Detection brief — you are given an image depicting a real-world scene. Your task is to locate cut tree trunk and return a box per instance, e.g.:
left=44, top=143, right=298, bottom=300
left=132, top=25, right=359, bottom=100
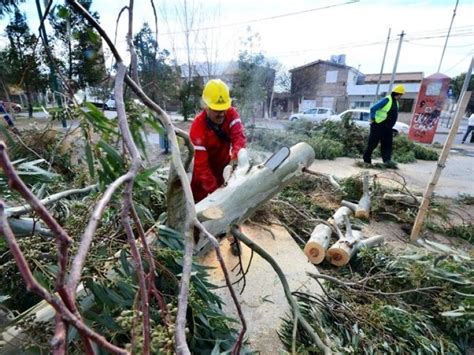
left=383, top=193, right=420, bottom=205
left=355, top=172, right=370, bottom=219
left=304, top=206, right=353, bottom=264
left=327, top=233, right=384, bottom=267
left=195, top=142, right=315, bottom=254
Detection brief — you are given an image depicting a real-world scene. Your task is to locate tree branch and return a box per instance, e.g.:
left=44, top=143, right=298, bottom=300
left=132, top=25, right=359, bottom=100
left=231, top=225, right=332, bottom=355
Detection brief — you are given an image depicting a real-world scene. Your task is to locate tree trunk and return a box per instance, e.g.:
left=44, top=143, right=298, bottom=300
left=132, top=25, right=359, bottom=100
left=195, top=143, right=315, bottom=254
left=304, top=206, right=353, bottom=264
left=26, top=86, right=33, bottom=118
left=355, top=172, right=370, bottom=218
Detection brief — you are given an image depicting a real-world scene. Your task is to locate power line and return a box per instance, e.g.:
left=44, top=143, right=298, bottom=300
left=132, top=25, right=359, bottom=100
left=158, top=0, right=359, bottom=36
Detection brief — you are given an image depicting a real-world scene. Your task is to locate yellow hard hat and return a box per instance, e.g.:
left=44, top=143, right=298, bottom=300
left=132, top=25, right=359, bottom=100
left=202, top=79, right=231, bottom=111
left=392, top=85, right=406, bottom=95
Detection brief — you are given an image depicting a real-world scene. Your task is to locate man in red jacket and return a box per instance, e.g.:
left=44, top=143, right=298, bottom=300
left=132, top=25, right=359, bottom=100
left=190, top=79, right=247, bottom=202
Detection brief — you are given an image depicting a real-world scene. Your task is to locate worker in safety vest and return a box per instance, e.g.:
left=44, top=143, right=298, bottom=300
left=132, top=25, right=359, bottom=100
left=190, top=79, right=246, bottom=202
left=362, top=85, right=405, bottom=169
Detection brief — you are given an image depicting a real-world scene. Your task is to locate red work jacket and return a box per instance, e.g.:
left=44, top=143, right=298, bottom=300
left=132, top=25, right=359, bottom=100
left=190, top=107, right=246, bottom=202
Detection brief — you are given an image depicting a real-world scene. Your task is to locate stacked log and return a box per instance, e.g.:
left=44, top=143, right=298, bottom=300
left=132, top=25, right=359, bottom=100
left=304, top=171, right=385, bottom=267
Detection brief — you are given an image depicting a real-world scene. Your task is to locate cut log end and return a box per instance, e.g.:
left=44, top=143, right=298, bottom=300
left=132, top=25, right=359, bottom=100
left=197, top=207, right=224, bottom=221
left=304, top=242, right=326, bottom=264
left=355, top=210, right=369, bottom=219
left=326, top=247, right=350, bottom=267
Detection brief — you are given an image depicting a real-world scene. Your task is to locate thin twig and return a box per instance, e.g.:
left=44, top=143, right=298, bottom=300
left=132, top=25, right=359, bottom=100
left=307, top=272, right=442, bottom=296
left=195, top=220, right=246, bottom=355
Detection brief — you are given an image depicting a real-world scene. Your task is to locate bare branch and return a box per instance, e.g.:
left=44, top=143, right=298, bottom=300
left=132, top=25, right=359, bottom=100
left=6, top=184, right=98, bottom=217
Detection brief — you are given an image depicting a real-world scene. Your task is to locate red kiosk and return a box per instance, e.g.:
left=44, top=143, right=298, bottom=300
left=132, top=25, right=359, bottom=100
left=408, top=73, right=451, bottom=144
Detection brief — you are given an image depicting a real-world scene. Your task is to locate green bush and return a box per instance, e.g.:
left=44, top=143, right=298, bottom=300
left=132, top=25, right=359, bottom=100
left=391, top=135, right=439, bottom=163
left=249, top=121, right=439, bottom=162
left=308, top=135, right=344, bottom=160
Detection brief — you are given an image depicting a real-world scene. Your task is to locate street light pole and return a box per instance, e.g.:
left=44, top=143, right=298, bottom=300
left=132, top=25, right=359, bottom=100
left=437, top=0, right=459, bottom=73
left=375, top=28, right=391, bottom=100
left=388, top=30, right=405, bottom=94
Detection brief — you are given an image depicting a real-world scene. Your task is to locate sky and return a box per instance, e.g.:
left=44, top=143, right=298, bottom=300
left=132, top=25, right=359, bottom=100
left=0, top=0, right=473, bottom=79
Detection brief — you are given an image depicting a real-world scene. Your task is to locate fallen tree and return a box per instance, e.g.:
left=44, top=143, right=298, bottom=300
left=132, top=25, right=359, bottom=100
left=195, top=143, right=315, bottom=254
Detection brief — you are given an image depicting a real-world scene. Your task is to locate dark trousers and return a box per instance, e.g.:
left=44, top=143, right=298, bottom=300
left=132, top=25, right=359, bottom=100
left=462, top=125, right=474, bottom=143
left=363, top=123, right=393, bottom=163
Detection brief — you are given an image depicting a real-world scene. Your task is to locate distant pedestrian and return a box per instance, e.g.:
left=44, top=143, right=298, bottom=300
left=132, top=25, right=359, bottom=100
left=0, top=101, right=20, bottom=135
left=363, top=85, right=406, bottom=169
left=461, top=113, right=474, bottom=144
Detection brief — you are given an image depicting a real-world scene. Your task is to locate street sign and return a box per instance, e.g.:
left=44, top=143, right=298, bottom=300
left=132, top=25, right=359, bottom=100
left=408, top=73, right=450, bottom=143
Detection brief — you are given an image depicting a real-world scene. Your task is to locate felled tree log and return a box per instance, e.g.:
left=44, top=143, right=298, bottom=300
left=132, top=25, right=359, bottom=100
left=326, top=214, right=384, bottom=267
left=195, top=143, right=315, bottom=254
left=355, top=172, right=370, bottom=219
left=383, top=193, right=421, bottom=205
left=304, top=206, right=353, bottom=264
left=7, top=217, right=53, bottom=238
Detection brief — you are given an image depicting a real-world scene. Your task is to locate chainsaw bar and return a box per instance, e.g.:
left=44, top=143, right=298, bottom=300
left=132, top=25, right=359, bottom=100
left=264, top=146, right=290, bottom=171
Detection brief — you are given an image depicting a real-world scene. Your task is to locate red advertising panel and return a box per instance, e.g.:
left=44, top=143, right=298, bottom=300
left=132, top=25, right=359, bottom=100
left=408, top=73, right=450, bottom=143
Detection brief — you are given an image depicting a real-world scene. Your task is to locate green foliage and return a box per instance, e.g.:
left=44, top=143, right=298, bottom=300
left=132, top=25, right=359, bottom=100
left=232, top=29, right=276, bottom=120
left=133, top=23, right=178, bottom=109
left=178, top=77, right=202, bottom=121
left=307, top=135, right=344, bottom=160
left=250, top=120, right=438, bottom=162
left=392, top=135, right=439, bottom=163
left=246, top=127, right=302, bottom=153
left=3, top=10, right=47, bottom=116
left=49, top=1, right=106, bottom=88
left=69, top=226, right=242, bottom=354
left=457, top=193, right=474, bottom=205
left=280, top=248, right=473, bottom=354
left=0, top=0, right=25, bottom=18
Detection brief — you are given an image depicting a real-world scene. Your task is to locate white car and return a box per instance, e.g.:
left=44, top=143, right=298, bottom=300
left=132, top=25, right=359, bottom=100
left=289, top=107, right=335, bottom=122
left=329, top=109, right=409, bottom=135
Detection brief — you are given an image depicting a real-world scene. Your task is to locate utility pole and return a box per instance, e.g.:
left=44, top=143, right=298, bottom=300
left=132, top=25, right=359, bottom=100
left=35, top=0, right=67, bottom=128
left=387, top=30, right=405, bottom=94
left=410, top=56, right=473, bottom=242
left=437, top=0, right=459, bottom=73
left=375, top=28, right=391, bottom=100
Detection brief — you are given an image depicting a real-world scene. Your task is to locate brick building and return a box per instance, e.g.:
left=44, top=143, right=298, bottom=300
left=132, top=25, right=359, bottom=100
left=289, top=59, right=362, bottom=113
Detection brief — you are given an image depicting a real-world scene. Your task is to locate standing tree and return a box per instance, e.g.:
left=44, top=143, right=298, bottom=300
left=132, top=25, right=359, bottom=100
left=0, top=0, right=24, bottom=17
left=133, top=22, right=178, bottom=110
left=451, top=72, right=474, bottom=113
left=4, top=10, right=46, bottom=118
left=49, top=1, right=106, bottom=95
left=232, top=30, right=276, bottom=123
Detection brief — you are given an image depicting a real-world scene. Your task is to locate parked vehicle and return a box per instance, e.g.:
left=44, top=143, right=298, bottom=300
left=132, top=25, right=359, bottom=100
left=288, top=107, right=335, bottom=122
left=0, top=101, right=22, bottom=113
left=328, top=109, right=409, bottom=135
left=104, top=95, right=116, bottom=110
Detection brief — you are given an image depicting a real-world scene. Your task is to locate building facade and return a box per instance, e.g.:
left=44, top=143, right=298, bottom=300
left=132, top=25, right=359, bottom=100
left=289, top=59, right=362, bottom=113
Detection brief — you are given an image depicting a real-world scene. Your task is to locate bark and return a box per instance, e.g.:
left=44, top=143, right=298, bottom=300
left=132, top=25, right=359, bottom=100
left=194, top=142, right=315, bottom=254
left=383, top=192, right=420, bottom=205
left=355, top=172, right=370, bottom=219
left=304, top=206, right=353, bottom=264
left=326, top=215, right=385, bottom=267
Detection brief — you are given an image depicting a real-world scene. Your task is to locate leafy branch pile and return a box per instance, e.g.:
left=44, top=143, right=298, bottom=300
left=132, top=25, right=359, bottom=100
left=0, top=103, right=241, bottom=353
left=248, top=119, right=439, bottom=162
left=279, top=248, right=473, bottom=354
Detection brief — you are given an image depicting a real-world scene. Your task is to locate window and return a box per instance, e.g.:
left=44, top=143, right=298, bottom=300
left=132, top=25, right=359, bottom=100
left=317, top=108, right=328, bottom=114
left=361, top=112, right=370, bottom=121
left=326, top=71, right=338, bottom=83
left=399, top=98, right=414, bottom=113
left=354, top=101, right=370, bottom=108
